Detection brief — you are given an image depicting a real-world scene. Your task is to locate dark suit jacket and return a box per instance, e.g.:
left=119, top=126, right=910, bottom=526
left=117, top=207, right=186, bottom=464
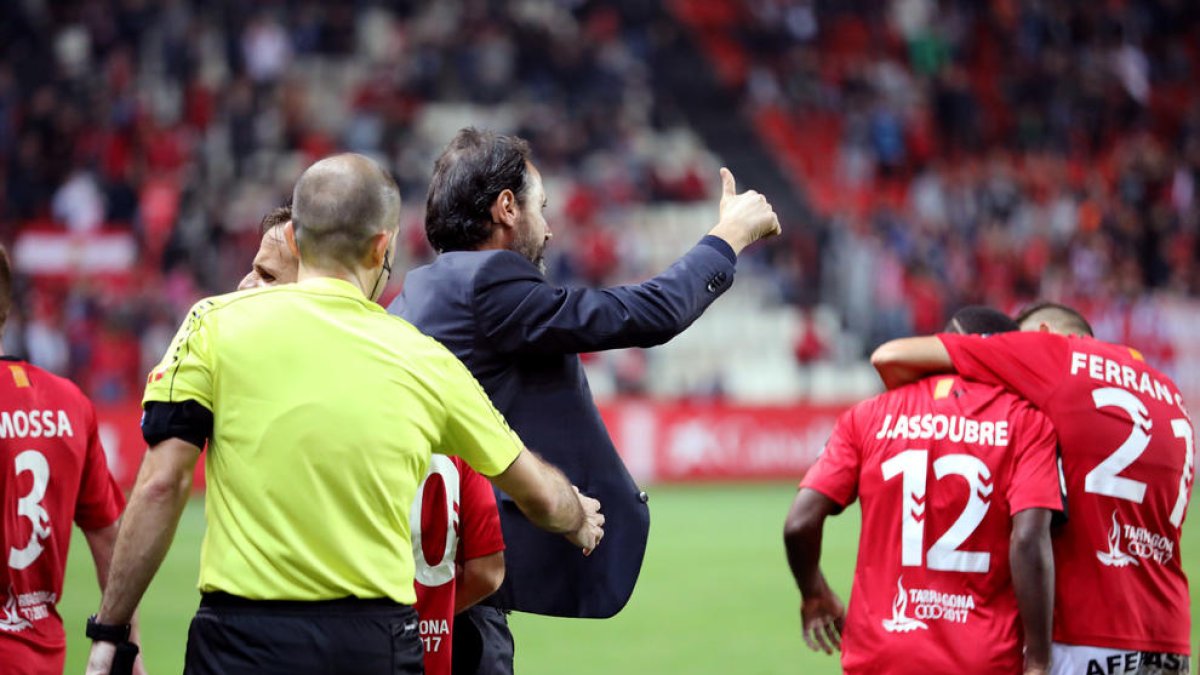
left=390, top=237, right=736, bottom=618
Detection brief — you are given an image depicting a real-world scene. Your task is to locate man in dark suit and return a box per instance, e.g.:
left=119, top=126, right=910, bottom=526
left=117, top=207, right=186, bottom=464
left=390, top=128, right=780, bottom=674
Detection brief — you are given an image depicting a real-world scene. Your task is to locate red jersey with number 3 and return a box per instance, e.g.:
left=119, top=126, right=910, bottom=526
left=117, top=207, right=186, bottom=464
left=0, top=358, right=125, bottom=675
left=940, top=332, right=1194, bottom=653
left=412, top=455, right=504, bottom=675
left=802, top=375, right=1063, bottom=674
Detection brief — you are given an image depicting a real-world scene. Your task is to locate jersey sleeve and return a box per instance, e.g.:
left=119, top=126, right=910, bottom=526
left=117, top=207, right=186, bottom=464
left=74, top=401, right=126, bottom=530
left=938, top=332, right=1069, bottom=408
left=1005, top=404, right=1065, bottom=515
left=143, top=299, right=216, bottom=410
left=800, top=406, right=863, bottom=508
left=456, top=461, right=505, bottom=561
left=435, top=355, right=523, bottom=477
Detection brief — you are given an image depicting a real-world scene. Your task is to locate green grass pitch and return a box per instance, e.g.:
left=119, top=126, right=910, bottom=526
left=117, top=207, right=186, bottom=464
left=59, top=483, right=1199, bottom=674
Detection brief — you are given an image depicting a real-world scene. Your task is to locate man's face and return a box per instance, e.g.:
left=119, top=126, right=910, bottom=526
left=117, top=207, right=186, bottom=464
left=238, top=224, right=299, bottom=290
left=511, top=164, right=551, bottom=274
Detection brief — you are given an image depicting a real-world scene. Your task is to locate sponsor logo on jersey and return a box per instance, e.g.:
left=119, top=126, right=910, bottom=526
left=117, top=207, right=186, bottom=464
left=1085, top=651, right=1187, bottom=675
left=882, top=576, right=976, bottom=632
left=1097, top=510, right=1175, bottom=566
left=882, top=576, right=928, bottom=633
left=0, top=586, right=32, bottom=633
left=1097, top=510, right=1139, bottom=567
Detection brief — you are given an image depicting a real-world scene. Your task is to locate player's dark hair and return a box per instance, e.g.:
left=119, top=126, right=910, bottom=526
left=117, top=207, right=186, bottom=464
left=425, top=127, right=532, bottom=253
left=1013, top=301, right=1094, bottom=337
left=0, top=244, right=10, bottom=330
left=945, top=306, right=1019, bottom=335
left=260, top=203, right=292, bottom=235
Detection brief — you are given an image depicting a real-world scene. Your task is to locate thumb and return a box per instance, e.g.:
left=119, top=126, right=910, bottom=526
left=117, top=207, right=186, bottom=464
left=720, top=167, right=736, bottom=197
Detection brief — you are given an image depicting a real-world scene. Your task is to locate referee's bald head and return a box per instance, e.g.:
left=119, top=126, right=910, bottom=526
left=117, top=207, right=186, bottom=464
left=292, top=154, right=401, bottom=270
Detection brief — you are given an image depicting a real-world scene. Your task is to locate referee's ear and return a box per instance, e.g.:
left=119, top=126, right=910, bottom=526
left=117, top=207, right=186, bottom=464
left=283, top=221, right=300, bottom=259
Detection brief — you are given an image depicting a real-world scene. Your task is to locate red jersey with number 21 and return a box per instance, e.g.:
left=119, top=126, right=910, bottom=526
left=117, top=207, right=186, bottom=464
left=940, top=332, right=1194, bottom=654
left=412, top=455, right=504, bottom=675
left=0, top=359, right=125, bottom=675
left=802, top=375, right=1063, bottom=674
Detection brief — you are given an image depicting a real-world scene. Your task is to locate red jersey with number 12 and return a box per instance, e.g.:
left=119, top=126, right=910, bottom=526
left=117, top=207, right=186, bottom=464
left=412, top=455, right=504, bottom=675
left=802, top=375, right=1063, bottom=674
left=940, top=332, right=1194, bottom=653
left=0, top=358, right=125, bottom=675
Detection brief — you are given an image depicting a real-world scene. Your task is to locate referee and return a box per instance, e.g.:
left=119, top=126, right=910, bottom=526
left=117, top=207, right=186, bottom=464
left=83, top=154, right=603, bottom=674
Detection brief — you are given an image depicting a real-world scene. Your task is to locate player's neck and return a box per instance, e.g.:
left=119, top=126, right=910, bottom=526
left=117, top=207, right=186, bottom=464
left=296, top=263, right=374, bottom=298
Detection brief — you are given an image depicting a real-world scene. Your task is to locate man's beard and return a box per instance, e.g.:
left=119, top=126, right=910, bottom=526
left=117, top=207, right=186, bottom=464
left=513, top=227, right=547, bottom=275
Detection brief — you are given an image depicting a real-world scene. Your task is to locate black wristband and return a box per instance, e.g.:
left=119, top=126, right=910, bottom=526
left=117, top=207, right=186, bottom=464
left=86, top=614, right=132, bottom=643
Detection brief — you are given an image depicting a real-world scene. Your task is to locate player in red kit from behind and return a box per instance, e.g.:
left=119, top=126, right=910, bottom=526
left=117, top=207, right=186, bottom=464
left=785, top=307, right=1063, bottom=674
left=413, top=455, right=506, bottom=675
left=873, top=302, right=1193, bottom=674
left=0, top=246, right=133, bottom=675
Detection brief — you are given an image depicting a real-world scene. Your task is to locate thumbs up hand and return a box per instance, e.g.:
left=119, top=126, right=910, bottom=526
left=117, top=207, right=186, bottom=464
left=709, top=167, right=782, bottom=255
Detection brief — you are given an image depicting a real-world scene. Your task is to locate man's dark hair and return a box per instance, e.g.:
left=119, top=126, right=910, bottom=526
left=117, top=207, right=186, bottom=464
left=0, top=245, right=10, bottom=330
left=260, top=203, right=292, bottom=235
left=1013, top=301, right=1094, bottom=337
left=425, top=128, right=532, bottom=253
left=945, top=306, right=1019, bottom=335
left=292, top=154, right=401, bottom=269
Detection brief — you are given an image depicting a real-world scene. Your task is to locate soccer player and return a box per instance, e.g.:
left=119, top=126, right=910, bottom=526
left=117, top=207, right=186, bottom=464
left=84, top=154, right=603, bottom=674
left=237, top=204, right=296, bottom=290
left=871, top=302, right=1193, bottom=674
left=0, top=245, right=138, bottom=675
left=394, top=128, right=781, bottom=672
left=236, top=202, right=507, bottom=675
left=785, top=307, right=1063, bottom=674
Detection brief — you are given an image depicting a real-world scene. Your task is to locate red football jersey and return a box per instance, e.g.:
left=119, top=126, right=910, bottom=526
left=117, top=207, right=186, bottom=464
left=940, top=332, right=1194, bottom=653
left=802, top=375, right=1063, bottom=674
left=412, top=455, right=504, bottom=675
left=0, top=358, right=125, bottom=675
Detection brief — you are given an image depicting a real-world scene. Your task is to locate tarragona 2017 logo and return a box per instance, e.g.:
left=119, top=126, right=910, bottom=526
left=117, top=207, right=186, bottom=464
left=0, top=586, right=32, bottom=633
left=1096, top=510, right=1175, bottom=567
left=880, top=577, right=979, bottom=633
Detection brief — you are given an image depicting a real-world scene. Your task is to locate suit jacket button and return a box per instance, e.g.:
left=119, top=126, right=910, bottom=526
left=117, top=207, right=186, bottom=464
left=706, top=280, right=719, bottom=293
left=638, top=490, right=649, bottom=503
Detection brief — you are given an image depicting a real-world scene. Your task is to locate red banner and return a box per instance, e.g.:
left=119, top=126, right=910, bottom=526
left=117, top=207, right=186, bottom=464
left=95, top=400, right=847, bottom=492
left=598, top=400, right=846, bottom=483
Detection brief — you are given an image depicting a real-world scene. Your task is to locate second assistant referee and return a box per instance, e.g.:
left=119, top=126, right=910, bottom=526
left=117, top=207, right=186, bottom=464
left=83, top=154, right=604, bottom=674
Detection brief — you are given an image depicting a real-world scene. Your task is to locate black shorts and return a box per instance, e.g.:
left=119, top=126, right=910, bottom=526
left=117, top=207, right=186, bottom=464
left=183, top=592, right=423, bottom=675
left=452, top=605, right=513, bottom=675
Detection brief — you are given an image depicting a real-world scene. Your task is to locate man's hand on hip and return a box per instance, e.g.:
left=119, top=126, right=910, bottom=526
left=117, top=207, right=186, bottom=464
left=708, top=167, right=782, bottom=255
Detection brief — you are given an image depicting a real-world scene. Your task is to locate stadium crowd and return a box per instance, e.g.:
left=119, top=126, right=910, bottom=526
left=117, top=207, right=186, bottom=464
left=1, top=0, right=1199, bottom=402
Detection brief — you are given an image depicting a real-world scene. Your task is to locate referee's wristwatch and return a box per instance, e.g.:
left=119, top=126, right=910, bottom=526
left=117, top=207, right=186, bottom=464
left=86, top=614, right=132, bottom=643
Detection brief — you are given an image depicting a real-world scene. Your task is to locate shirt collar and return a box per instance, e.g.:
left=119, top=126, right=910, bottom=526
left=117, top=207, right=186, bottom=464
left=296, top=276, right=383, bottom=311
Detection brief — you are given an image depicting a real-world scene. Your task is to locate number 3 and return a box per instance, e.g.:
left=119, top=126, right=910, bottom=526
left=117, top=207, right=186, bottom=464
left=9, top=450, right=52, bottom=570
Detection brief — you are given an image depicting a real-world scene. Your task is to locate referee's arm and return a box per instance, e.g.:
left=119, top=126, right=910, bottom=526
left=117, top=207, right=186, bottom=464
left=95, top=435, right=201, bottom=625
left=490, top=448, right=604, bottom=553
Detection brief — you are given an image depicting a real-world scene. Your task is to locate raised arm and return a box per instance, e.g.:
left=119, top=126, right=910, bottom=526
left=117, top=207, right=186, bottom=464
left=783, top=488, right=846, bottom=655
left=474, top=169, right=781, bottom=355
left=870, top=336, right=954, bottom=390
left=1009, top=508, right=1054, bottom=675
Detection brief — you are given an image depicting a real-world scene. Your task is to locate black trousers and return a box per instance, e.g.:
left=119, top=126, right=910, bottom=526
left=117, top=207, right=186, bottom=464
left=183, top=592, right=423, bottom=675
left=452, top=606, right=513, bottom=675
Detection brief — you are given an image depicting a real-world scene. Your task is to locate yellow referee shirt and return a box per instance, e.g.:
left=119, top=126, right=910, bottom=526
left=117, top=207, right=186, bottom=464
left=143, top=277, right=523, bottom=604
